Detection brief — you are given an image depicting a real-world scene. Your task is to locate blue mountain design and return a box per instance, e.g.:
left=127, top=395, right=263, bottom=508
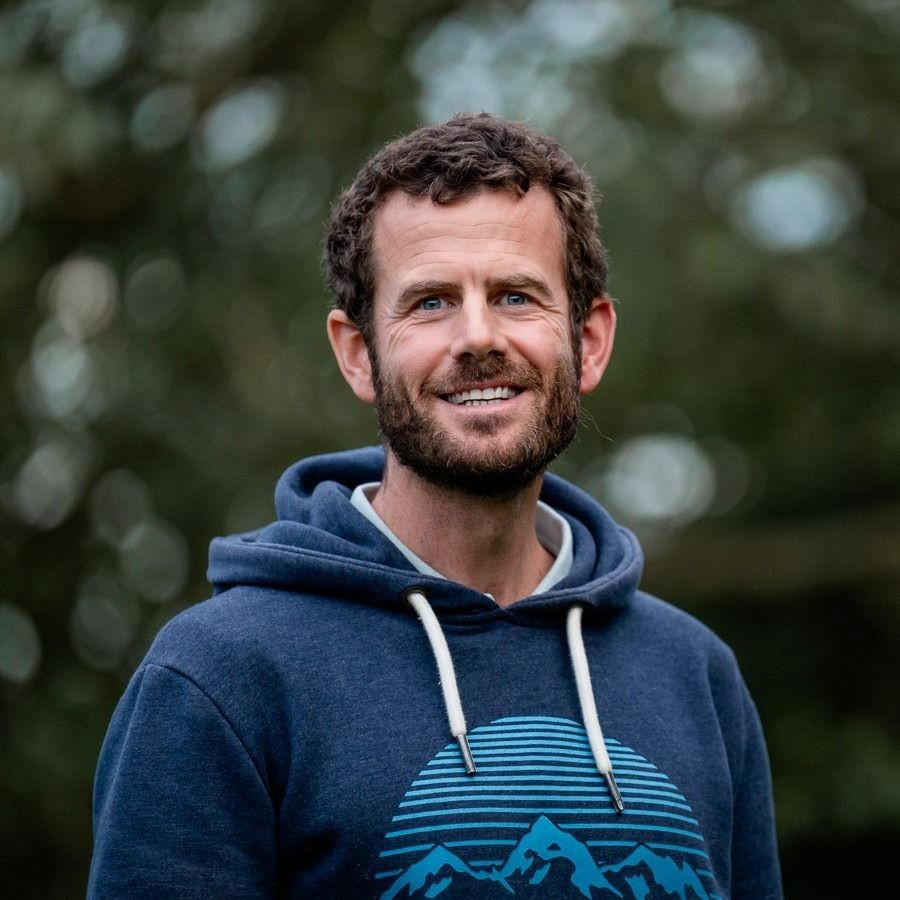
left=498, top=815, right=621, bottom=896
left=601, top=845, right=709, bottom=900
left=381, top=845, right=494, bottom=899
left=381, top=816, right=711, bottom=899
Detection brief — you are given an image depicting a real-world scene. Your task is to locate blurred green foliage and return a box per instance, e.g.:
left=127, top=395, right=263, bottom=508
left=1, top=0, right=898, bottom=896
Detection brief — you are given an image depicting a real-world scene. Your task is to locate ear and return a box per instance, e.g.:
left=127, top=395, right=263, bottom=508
left=578, top=296, right=616, bottom=395
left=327, top=310, right=376, bottom=404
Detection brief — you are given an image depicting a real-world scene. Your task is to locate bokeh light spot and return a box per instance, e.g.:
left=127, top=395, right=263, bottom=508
left=601, top=433, right=717, bottom=526
left=11, top=437, right=93, bottom=530
left=118, top=519, right=190, bottom=603
left=528, top=0, right=634, bottom=56
left=0, top=603, right=42, bottom=685
left=412, top=0, right=653, bottom=128
left=124, top=254, right=187, bottom=332
left=660, top=13, right=769, bottom=122
left=130, top=83, right=196, bottom=153
left=88, top=469, right=153, bottom=546
left=61, top=12, right=131, bottom=88
left=30, top=332, right=101, bottom=422
left=195, top=82, right=285, bottom=170
left=155, top=0, right=265, bottom=71
left=733, top=159, right=863, bottom=252
left=69, top=571, right=140, bottom=671
left=45, top=255, right=119, bottom=340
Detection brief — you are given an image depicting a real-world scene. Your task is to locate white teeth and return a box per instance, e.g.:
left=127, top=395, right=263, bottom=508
left=447, top=386, right=517, bottom=405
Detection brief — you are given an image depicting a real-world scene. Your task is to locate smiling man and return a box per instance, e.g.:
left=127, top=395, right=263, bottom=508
left=327, top=186, right=613, bottom=605
left=89, top=114, right=783, bottom=899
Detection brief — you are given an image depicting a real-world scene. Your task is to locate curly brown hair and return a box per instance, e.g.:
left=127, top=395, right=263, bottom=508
left=323, top=113, right=608, bottom=344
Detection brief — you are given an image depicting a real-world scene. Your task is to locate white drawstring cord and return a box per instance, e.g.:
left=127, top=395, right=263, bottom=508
left=406, top=589, right=476, bottom=775
left=566, top=604, right=625, bottom=813
left=406, top=589, right=624, bottom=805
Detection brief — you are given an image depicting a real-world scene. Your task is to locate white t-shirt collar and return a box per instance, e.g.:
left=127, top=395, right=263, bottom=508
left=349, top=482, right=573, bottom=596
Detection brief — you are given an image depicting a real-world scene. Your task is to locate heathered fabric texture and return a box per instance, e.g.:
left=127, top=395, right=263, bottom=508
left=89, top=447, right=782, bottom=899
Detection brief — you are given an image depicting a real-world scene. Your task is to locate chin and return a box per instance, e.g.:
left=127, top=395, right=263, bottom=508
left=387, top=429, right=566, bottom=499
left=400, top=454, right=546, bottom=499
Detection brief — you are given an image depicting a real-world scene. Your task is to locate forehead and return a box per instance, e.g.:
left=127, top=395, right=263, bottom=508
left=371, top=187, right=566, bottom=293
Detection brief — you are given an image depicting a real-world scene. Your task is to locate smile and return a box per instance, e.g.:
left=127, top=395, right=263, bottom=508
left=444, top=386, right=522, bottom=406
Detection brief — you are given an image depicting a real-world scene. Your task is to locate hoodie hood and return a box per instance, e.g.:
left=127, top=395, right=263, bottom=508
left=94, top=446, right=782, bottom=899
left=208, top=447, right=643, bottom=621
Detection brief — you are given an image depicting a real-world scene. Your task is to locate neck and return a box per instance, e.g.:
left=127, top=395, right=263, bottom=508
left=371, top=450, right=554, bottom=607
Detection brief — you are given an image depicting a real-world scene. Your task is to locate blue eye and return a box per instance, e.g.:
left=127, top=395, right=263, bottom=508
left=420, top=296, right=445, bottom=311
left=503, top=292, right=529, bottom=306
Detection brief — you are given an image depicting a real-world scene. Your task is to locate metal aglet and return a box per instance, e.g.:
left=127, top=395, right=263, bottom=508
left=457, top=734, right=477, bottom=775
left=604, top=771, right=625, bottom=813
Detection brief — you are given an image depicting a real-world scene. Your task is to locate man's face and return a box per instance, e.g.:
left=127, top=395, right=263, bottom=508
left=366, top=187, right=583, bottom=497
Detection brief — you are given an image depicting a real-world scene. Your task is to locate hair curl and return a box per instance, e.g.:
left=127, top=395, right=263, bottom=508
left=324, top=113, right=607, bottom=343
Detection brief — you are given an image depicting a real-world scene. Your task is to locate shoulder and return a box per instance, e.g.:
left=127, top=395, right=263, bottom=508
left=629, top=590, right=732, bottom=650
left=618, top=590, right=748, bottom=694
left=124, top=587, right=319, bottom=756
left=139, top=587, right=308, bottom=690
left=609, top=592, right=764, bottom=772
left=139, top=584, right=381, bottom=689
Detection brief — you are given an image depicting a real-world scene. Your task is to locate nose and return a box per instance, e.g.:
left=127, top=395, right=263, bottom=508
left=449, top=297, right=508, bottom=360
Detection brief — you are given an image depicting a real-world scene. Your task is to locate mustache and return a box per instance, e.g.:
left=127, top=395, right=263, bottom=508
left=422, top=357, right=544, bottom=396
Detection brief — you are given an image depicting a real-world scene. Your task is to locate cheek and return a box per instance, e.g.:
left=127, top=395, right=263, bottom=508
left=519, top=322, right=573, bottom=365
left=381, top=323, right=447, bottom=371
left=378, top=318, right=418, bottom=358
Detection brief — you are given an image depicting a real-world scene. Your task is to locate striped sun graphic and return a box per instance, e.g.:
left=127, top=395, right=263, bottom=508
left=374, top=716, right=719, bottom=899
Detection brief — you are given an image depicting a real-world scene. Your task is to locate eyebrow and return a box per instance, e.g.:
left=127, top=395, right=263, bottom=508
left=395, top=280, right=457, bottom=308
left=485, top=274, right=553, bottom=299
left=394, top=274, right=554, bottom=308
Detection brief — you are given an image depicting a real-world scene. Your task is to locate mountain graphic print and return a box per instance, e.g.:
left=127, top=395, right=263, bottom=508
left=374, top=717, right=720, bottom=899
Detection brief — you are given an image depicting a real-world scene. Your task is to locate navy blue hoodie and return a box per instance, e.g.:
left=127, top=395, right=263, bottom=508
left=89, top=447, right=782, bottom=899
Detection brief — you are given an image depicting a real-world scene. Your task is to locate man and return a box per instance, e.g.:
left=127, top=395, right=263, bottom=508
left=89, top=114, right=782, bottom=898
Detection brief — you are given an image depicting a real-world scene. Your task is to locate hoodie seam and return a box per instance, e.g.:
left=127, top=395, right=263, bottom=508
left=143, top=662, right=270, bottom=796
left=229, top=538, right=638, bottom=584
left=220, top=542, right=636, bottom=610
left=224, top=541, right=447, bottom=584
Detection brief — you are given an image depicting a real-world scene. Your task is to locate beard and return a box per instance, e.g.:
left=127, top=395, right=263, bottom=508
left=371, top=349, right=582, bottom=499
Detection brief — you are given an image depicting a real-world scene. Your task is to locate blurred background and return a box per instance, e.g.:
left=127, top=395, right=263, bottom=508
left=1, top=0, right=898, bottom=895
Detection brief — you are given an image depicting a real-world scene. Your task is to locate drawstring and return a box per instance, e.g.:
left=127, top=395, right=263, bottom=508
left=406, top=589, right=476, bottom=775
left=406, top=588, right=625, bottom=812
left=566, top=604, right=625, bottom=813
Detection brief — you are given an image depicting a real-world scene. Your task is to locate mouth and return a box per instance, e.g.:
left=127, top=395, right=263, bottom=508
left=442, top=385, right=523, bottom=407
